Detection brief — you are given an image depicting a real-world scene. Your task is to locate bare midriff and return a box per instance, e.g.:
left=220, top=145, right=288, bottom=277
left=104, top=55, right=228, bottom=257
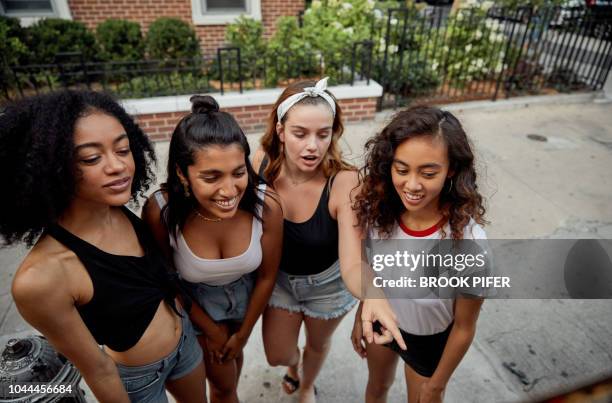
left=105, top=301, right=182, bottom=366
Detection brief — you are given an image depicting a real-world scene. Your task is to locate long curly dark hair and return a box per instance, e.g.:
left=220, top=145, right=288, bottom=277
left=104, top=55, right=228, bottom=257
left=0, top=90, right=156, bottom=246
left=355, top=105, right=486, bottom=240
left=163, top=95, right=265, bottom=239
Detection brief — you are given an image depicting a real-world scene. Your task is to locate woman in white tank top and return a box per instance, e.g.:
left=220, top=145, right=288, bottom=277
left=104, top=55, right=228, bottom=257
left=143, top=95, right=283, bottom=403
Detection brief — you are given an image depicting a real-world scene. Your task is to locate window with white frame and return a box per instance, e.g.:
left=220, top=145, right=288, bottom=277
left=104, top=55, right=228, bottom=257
left=191, top=0, right=261, bottom=25
left=0, top=0, right=71, bottom=24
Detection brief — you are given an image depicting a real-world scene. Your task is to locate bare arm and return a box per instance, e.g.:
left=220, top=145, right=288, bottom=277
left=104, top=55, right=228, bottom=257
left=350, top=301, right=367, bottom=358
left=222, top=191, right=283, bottom=360
left=12, top=264, right=130, bottom=403
left=421, top=297, right=484, bottom=403
left=333, top=170, right=406, bottom=349
left=334, top=169, right=363, bottom=298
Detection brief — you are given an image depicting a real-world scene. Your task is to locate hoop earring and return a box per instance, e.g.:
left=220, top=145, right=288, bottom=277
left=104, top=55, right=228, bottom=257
left=447, top=178, right=453, bottom=194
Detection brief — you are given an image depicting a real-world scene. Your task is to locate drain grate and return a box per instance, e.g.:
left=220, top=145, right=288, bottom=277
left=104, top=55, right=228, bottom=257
left=526, top=133, right=548, bottom=142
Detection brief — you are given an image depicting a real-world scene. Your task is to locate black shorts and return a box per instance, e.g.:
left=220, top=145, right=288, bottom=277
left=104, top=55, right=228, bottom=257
left=373, top=321, right=453, bottom=377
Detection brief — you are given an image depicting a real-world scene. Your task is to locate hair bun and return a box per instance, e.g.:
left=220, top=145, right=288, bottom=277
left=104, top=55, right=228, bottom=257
left=190, top=95, right=219, bottom=114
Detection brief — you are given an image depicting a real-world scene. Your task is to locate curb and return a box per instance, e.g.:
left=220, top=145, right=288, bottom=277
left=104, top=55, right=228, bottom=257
left=375, top=91, right=603, bottom=121
left=440, top=91, right=601, bottom=112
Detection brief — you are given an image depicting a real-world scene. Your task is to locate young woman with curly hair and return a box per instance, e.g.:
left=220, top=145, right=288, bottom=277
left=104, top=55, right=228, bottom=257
left=142, top=95, right=283, bottom=403
left=351, top=106, right=487, bottom=403
left=0, top=90, right=206, bottom=403
left=252, top=77, right=364, bottom=403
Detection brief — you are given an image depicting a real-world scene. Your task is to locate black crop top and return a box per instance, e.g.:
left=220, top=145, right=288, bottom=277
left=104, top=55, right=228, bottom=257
left=279, top=176, right=339, bottom=275
left=259, top=157, right=339, bottom=276
left=46, top=207, right=180, bottom=352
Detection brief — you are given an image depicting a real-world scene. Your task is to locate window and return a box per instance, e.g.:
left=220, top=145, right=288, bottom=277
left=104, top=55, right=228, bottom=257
left=0, top=0, right=71, bottom=24
left=204, top=0, right=246, bottom=13
left=1, top=0, right=53, bottom=15
left=191, top=0, right=261, bottom=25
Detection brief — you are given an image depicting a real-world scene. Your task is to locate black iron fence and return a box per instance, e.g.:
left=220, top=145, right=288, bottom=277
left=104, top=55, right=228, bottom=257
left=0, top=43, right=373, bottom=103
left=1, top=4, right=610, bottom=108
left=375, top=4, right=612, bottom=108
left=3, top=56, right=215, bottom=100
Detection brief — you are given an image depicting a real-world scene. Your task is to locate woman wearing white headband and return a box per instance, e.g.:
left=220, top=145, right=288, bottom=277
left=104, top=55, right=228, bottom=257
left=253, top=78, right=359, bottom=403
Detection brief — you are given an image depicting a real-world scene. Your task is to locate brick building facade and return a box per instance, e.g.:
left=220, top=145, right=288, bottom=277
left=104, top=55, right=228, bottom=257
left=67, top=0, right=304, bottom=54
left=123, top=83, right=383, bottom=141
left=2, top=0, right=382, bottom=140
left=136, top=97, right=379, bottom=141
left=2, top=0, right=303, bottom=55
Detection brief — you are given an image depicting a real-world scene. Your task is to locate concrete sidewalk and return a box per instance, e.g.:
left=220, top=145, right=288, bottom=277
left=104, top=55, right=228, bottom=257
left=1, top=94, right=611, bottom=402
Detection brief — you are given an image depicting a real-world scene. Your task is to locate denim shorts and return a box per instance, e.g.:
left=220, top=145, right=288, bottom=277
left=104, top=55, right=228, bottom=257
left=268, top=260, right=357, bottom=320
left=184, top=273, right=255, bottom=327
left=115, top=313, right=203, bottom=403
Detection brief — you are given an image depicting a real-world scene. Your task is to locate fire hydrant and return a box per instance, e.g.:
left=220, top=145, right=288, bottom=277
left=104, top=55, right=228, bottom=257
left=0, top=335, right=87, bottom=402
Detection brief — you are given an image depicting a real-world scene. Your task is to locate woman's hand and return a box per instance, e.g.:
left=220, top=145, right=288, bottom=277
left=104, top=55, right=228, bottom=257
left=205, top=324, right=230, bottom=364
left=361, top=298, right=407, bottom=350
left=221, top=332, right=247, bottom=362
left=220, top=189, right=282, bottom=363
left=418, top=381, right=444, bottom=403
left=351, top=312, right=368, bottom=358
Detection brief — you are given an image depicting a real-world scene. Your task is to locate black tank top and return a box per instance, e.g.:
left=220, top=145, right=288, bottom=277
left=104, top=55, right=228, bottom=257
left=259, top=157, right=339, bottom=275
left=46, top=207, right=180, bottom=352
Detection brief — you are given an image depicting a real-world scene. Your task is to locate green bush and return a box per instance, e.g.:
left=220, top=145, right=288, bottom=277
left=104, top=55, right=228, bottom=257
left=301, top=0, right=376, bottom=83
left=423, top=8, right=520, bottom=86
left=265, top=16, right=319, bottom=86
left=115, top=72, right=212, bottom=98
left=220, top=0, right=433, bottom=87
left=267, top=16, right=302, bottom=54
left=96, top=19, right=144, bottom=62
left=0, top=16, right=30, bottom=66
left=384, top=54, right=440, bottom=97
left=146, top=17, right=200, bottom=61
left=262, top=0, right=382, bottom=86
left=224, top=16, right=267, bottom=83
left=226, top=15, right=266, bottom=63
left=27, top=18, right=98, bottom=63
left=0, top=16, right=30, bottom=95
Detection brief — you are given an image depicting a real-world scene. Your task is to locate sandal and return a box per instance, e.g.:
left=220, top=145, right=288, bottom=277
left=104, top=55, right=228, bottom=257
left=282, top=373, right=300, bottom=394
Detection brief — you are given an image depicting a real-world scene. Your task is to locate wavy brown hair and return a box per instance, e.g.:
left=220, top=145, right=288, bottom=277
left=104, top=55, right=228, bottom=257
left=260, top=80, right=354, bottom=182
left=355, top=105, right=486, bottom=240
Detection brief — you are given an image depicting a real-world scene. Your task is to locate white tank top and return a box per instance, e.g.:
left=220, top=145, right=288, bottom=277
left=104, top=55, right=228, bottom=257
left=369, top=218, right=487, bottom=335
left=155, top=185, right=265, bottom=286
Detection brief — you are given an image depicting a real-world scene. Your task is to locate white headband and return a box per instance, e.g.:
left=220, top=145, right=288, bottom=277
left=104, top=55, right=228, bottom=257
left=276, top=77, right=336, bottom=122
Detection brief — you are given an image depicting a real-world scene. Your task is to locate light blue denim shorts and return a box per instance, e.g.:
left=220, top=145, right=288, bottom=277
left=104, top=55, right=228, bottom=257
left=184, top=272, right=255, bottom=327
left=115, top=313, right=203, bottom=403
left=268, top=260, right=357, bottom=320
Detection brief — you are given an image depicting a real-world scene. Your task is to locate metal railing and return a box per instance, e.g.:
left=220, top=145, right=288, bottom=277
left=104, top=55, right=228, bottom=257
left=374, top=4, right=612, bottom=108
left=2, top=4, right=609, bottom=109
left=1, top=43, right=374, bottom=103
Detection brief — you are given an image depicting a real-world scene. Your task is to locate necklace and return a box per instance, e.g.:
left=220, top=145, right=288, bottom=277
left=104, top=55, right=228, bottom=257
left=194, top=208, right=222, bottom=222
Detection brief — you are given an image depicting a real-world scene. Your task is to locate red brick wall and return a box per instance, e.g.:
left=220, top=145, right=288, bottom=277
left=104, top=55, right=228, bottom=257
left=68, top=0, right=304, bottom=54
left=136, top=97, right=379, bottom=142
left=261, top=0, right=304, bottom=38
